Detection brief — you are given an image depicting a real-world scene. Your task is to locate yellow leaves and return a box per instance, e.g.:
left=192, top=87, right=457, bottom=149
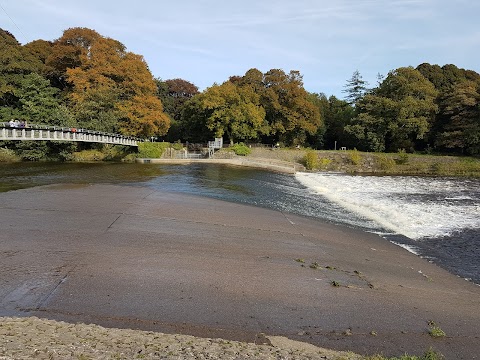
left=117, top=95, right=170, bottom=137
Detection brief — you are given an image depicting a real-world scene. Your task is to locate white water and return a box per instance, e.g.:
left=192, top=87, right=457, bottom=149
left=295, top=173, right=480, bottom=240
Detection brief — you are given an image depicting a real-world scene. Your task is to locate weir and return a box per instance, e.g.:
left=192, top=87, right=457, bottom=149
left=0, top=123, right=140, bottom=147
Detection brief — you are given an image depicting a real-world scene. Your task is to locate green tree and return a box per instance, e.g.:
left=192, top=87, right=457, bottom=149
left=157, top=78, right=199, bottom=141
left=435, top=81, right=480, bottom=154
left=346, top=67, right=438, bottom=152
left=0, top=29, right=43, bottom=112
left=260, top=69, right=321, bottom=146
left=323, top=95, right=355, bottom=149
left=14, top=73, right=73, bottom=125
left=199, top=81, right=267, bottom=144
left=179, top=95, right=215, bottom=142
left=343, top=70, right=369, bottom=105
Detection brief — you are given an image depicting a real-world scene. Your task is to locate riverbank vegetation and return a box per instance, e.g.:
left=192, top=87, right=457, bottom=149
left=250, top=148, right=480, bottom=177
left=1, top=26, right=479, bottom=167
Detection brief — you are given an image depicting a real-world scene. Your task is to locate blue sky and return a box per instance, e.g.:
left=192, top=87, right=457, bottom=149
left=1, top=0, right=479, bottom=97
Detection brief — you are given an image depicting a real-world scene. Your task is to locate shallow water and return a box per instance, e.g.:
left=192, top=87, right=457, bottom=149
left=1, top=162, right=479, bottom=283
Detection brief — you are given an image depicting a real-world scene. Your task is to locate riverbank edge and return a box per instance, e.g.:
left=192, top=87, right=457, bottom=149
left=135, top=157, right=301, bottom=174
left=0, top=316, right=363, bottom=360
left=135, top=147, right=480, bottom=177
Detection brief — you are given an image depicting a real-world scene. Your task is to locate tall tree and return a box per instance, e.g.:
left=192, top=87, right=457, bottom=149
left=157, top=78, right=199, bottom=141
left=260, top=69, right=321, bottom=145
left=15, top=73, right=74, bottom=126
left=346, top=67, right=438, bottom=152
left=0, top=29, right=44, bottom=119
left=435, top=81, right=480, bottom=154
left=64, top=29, right=169, bottom=137
left=155, top=79, right=199, bottom=121
left=196, top=81, right=267, bottom=143
left=323, top=95, right=355, bottom=149
left=45, top=28, right=101, bottom=90
left=343, top=70, right=369, bottom=105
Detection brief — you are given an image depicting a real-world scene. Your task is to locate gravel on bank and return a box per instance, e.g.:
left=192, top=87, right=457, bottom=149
left=0, top=316, right=361, bottom=360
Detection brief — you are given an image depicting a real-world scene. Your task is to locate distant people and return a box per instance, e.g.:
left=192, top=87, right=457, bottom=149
left=8, top=119, right=15, bottom=127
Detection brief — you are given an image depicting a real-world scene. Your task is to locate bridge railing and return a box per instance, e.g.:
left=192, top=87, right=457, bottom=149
left=0, top=122, right=142, bottom=147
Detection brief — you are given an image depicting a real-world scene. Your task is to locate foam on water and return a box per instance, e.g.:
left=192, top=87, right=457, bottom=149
left=295, top=173, right=480, bottom=240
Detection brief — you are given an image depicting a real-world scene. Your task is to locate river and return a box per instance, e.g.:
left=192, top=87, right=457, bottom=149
left=1, top=162, right=479, bottom=284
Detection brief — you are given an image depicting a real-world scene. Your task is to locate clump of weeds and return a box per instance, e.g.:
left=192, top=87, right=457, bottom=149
left=428, top=321, right=446, bottom=338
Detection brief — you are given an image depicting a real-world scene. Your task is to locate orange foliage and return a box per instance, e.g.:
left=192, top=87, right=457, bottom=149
left=52, top=27, right=169, bottom=137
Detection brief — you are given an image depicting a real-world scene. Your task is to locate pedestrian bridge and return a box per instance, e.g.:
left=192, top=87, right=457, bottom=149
left=0, top=123, right=139, bottom=147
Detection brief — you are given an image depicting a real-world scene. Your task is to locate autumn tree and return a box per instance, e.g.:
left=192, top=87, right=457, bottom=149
left=62, top=28, right=169, bottom=137
left=259, top=69, right=321, bottom=146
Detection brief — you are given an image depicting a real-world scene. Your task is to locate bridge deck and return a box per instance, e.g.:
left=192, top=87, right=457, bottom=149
left=0, top=123, right=139, bottom=147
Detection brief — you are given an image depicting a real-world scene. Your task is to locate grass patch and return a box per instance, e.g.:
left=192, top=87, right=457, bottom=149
left=365, top=348, right=444, bottom=360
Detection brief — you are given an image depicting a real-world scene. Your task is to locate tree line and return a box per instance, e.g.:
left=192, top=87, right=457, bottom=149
left=1, top=27, right=479, bottom=156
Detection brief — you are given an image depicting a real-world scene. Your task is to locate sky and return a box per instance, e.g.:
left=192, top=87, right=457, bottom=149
left=1, top=0, right=479, bottom=97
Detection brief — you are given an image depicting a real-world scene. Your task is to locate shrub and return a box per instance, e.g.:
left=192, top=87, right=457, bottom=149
left=376, top=154, right=396, bottom=170
left=396, top=149, right=409, bottom=164
left=171, top=142, right=184, bottom=150
left=138, top=142, right=170, bottom=158
left=72, top=149, right=105, bottom=161
left=231, top=142, right=251, bottom=156
left=318, top=157, right=332, bottom=169
left=304, top=151, right=318, bottom=170
left=349, top=148, right=362, bottom=165
left=0, top=147, right=20, bottom=162
left=16, top=141, right=49, bottom=161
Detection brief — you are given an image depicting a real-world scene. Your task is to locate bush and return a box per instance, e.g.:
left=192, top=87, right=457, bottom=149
left=396, top=149, right=409, bottom=164
left=138, top=142, right=170, bottom=158
left=231, top=142, right=251, bottom=156
left=171, top=142, right=184, bottom=151
left=15, top=141, right=49, bottom=161
left=72, top=149, right=105, bottom=161
left=349, top=148, right=362, bottom=165
left=376, top=154, right=396, bottom=170
left=318, top=158, right=332, bottom=169
left=304, top=151, right=319, bottom=170
left=0, top=147, right=20, bottom=162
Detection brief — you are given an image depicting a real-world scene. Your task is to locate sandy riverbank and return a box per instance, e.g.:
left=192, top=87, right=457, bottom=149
left=1, top=184, right=479, bottom=359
